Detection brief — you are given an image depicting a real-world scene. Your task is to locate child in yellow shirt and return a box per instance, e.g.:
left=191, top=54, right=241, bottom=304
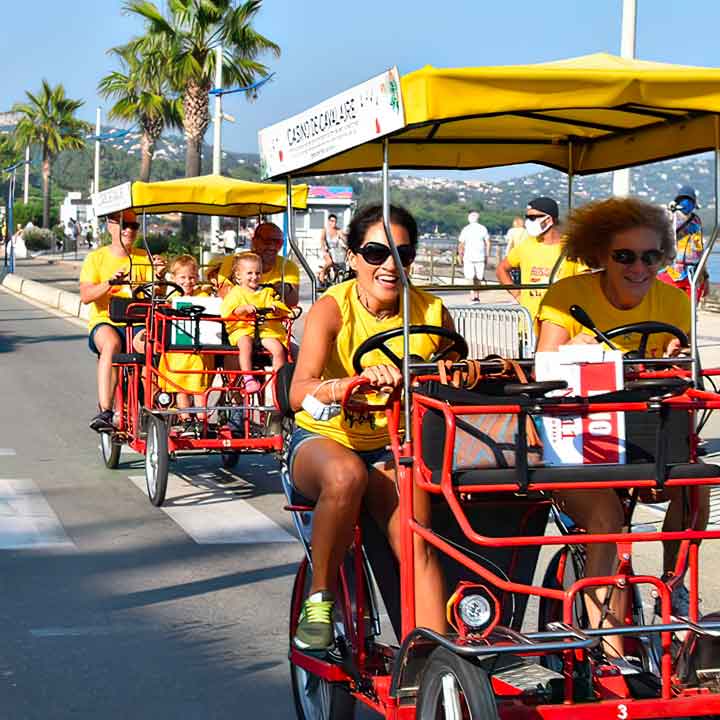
left=220, top=252, right=288, bottom=394
left=135, top=254, right=212, bottom=437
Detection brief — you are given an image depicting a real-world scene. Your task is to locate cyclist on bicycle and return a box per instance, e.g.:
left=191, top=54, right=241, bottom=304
left=221, top=252, right=289, bottom=394
left=288, top=204, right=457, bottom=652
left=536, top=196, right=706, bottom=655
left=79, top=209, right=165, bottom=432
left=317, top=213, right=347, bottom=286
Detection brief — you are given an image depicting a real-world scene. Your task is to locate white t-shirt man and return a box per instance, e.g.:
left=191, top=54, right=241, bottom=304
left=459, top=212, right=490, bottom=290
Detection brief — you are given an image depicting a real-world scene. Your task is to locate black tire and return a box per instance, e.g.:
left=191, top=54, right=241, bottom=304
left=99, top=431, right=121, bottom=469
left=289, top=558, right=356, bottom=720
left=145, top=414, right=169, bottom=507
left=416, top=647, right=499, bottom=720
left=220, top=452, right=239, bottom=470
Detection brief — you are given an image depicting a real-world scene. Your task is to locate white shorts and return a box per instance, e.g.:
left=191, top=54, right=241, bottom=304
left=463, top=260, right=486, bottom=282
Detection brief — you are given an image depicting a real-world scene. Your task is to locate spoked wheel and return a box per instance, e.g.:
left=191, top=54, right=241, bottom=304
left=416, top=647, right=498, bottom=720
left=99, top=431, right=121, bottom=469
left=145, top=414, right=169, bottom=507
left=99, top=368, right=126, bottom=469
left=289, top=557, right=356, bottom=720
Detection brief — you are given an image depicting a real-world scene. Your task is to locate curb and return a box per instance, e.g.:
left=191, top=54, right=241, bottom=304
left=1, top=272, right=87, bottom=322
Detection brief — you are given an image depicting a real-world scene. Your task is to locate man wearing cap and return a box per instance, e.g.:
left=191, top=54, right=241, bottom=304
left=458, top=210, right=490, bottom=302
left=216, top=222, right=300, bottom=306
left=658, top=185, right=707, bottom=300
left=496, top=196, right=581, bottom=321
left=79, top=210, right=165, bottom=432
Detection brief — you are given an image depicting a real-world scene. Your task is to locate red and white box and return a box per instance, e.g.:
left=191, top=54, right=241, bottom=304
left=535, top=346, right=625, bottom=465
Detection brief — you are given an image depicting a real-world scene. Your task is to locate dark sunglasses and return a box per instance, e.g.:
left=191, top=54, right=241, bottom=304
left=610, top=248, right=664, bottom=266
left=354, top=242, right=416, bottom=266
left=109, top=218, right=140, bottom=231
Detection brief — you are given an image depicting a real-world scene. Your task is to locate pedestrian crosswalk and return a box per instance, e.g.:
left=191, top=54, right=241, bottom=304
left=127, top=473, right=294, bottom=544
left=0, top=477, right=74, bottom=549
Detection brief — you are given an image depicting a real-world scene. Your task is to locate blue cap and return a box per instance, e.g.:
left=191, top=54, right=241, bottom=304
left=675, top=185, right=697, bottom=204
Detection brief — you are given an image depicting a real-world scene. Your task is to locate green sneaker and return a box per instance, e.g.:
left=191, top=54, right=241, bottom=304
left=294, top=591, right=335, bottom=651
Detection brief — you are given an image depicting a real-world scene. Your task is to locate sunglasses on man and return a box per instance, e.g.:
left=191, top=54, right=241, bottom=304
left=354, top=242, right=416, bottom=266
left=108, top=217, right=140, bottom=231
left=610, top=248, right=664, bottom=267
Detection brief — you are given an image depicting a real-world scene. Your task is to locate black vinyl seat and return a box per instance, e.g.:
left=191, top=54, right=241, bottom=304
left=415, top=380, right=720, bottom=489
left=431, top=461, right=720, bottom=487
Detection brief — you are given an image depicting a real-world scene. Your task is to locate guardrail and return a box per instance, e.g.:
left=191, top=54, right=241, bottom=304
left=448, top=303, right=535, bottom=359
left=411, top=236, right=505, bottom=285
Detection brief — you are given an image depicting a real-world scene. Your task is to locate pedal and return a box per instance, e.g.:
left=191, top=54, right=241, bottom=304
left=492, top=662, right=563, bottom=694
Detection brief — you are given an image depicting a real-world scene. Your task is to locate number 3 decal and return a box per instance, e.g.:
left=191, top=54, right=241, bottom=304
left=617, top=704, right=628, bottom=719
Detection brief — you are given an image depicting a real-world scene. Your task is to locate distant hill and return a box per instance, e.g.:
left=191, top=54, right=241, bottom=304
left=16, top=125, right=717, bottom=233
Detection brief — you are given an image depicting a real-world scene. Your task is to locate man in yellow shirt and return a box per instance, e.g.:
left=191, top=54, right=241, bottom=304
left=217, top=222, right=300, bottom=306
left=79, top=210, right=164, bottom=432
left=496, top=197, right=581, bottom=321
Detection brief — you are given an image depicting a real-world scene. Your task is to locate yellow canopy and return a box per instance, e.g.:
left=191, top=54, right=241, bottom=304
left=127, top=175, right=308, bottom=216
left=274, top=53, right=720, bottom=177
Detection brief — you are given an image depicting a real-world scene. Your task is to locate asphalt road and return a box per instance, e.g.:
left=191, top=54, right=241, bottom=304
left=0, top=288, right=306, bottom=719
left=4, top=276, right=720, bottom=719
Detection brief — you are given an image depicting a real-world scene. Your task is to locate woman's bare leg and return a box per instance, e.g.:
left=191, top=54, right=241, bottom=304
left=554, top=488, right=626, bottom=657
left=364, top=460, right=447, bottom=633
left=292, top=438, right=369, bottom=595
left=661, top=486, right=710, bottom=575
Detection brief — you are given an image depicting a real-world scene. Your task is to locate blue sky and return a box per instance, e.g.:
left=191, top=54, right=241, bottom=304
left=3, top=1, right=720, bottom=179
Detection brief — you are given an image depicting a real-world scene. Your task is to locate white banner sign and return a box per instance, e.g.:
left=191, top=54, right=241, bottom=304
left=258, top=67, right=404, bottom=179
left=93, top=182, right=133, bottom=217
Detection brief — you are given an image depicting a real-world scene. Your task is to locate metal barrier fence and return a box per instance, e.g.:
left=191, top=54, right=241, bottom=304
left=448, top=303, right=535, bottom=359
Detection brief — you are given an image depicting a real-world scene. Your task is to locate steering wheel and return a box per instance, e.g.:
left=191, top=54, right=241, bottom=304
left=352, top=325, right=468, bottom=374
left=132, top=281, right=184, bottom=301
left=172, top=304, right=207, bottom=318
left=603, top=321, right=689, bottom=359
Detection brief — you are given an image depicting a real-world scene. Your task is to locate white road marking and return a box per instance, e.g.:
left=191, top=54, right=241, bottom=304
left=0, top=449, right=17, bottom=456
left=128, top=474, right=294, bottom=544
left=0, top=478, right=74, bottom=549
left=29, top=625, right=139, bottom=638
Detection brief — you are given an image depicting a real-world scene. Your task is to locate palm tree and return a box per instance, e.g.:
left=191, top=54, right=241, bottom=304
left=12, top=81, right=87, bottom=228
left=123, top=0, right=280, bottom=236
left=98, top=44, right=182, bottom=182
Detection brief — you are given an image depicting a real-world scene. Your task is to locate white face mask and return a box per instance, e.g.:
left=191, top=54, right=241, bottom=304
left=525, top=217, right=551, bottom=237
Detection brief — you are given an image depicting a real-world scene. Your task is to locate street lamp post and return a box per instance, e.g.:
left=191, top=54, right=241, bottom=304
left=210, top=45, right=224, bottom=255
left=93, top=107, right=101, bottom=236
left=612, top=0, right=637, bottom=198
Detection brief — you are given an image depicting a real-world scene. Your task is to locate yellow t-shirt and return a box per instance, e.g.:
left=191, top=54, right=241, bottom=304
left=159, top=289, right=212, bottom=394
left=79, top=247, right=154, bottom=331
left=506, top=237, right=586, bottom=320
left=296, top=280, right=444, bottom=451
left=218, top=254, right=300, bottom=294
left=537, top=273, right=690, bottom=356
left=220, top=285, right=289, bottom=346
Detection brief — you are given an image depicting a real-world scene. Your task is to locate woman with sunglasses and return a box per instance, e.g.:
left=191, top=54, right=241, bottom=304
left=288, top=204, right=454, bottom=652
left=536, top=196, right=707, bottom=658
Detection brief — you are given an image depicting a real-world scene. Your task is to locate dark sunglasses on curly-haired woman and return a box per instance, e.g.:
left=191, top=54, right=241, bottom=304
left=354, top=242, right=416, bottom=266
left=610, top=248, right=664, bottom=267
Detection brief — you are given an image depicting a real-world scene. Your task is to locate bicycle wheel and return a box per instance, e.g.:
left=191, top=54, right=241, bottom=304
left=145, top=414, right=169, bottom=507
left=416, top=647, right=499, bottom=720
left=289, top=557, right=356, bottom=720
